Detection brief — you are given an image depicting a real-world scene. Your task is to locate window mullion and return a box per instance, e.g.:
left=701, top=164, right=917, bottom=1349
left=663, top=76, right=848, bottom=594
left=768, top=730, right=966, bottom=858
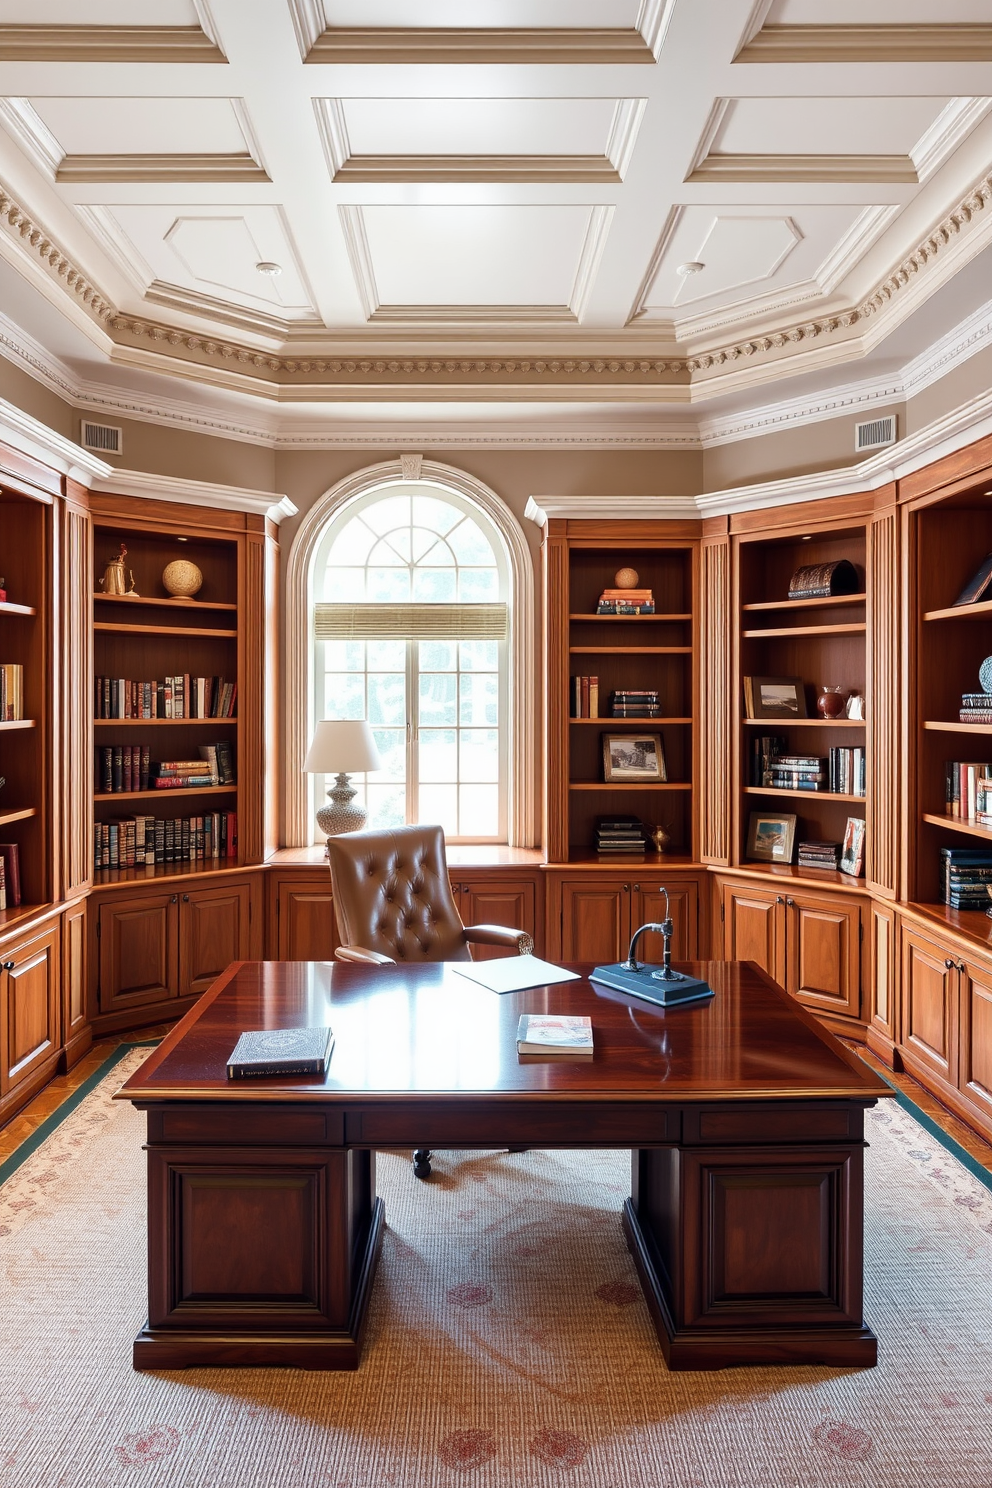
left=407, top=639, right=418, bottom=822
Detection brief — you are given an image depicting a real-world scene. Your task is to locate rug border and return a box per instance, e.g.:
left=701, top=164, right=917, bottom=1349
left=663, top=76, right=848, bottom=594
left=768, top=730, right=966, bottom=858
left=867, top=1064, right=992, bottom=1195
left=0, top=1041, right=159, bottom=1188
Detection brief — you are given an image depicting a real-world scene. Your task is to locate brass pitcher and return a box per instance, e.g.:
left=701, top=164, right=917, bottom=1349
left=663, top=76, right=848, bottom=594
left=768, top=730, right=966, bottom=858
left=99, top=542, right=136, bottom=595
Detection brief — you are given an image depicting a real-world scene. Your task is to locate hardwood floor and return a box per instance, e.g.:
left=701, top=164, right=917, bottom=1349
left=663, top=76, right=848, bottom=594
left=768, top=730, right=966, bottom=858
left=855, top=1043, right=992, bottom=1180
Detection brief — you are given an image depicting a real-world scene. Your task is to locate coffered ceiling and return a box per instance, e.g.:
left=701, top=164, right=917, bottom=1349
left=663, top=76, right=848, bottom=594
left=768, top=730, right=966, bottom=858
left=0, top=0, right=988, bottom=442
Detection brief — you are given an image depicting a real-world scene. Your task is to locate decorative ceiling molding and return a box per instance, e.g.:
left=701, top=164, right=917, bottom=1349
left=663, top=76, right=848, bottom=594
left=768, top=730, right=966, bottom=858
left=96, top=466, right=297, bottom=524
left=525, top=494, right=700, bottom=525
left=911, top=98, right=992, bottom=185
left=687, top=154, right=917, bottom=185
left=0, top=184, right=113, bottom=324
left=55, top=153, right=269, bottom=184
left=329, top=154, right=621, bottom=185
left=0, top=100, right=62, bottom=179
left=142, top=281, right=321, bottom=340
left=571, top=206, right=614, bottom=322
left=302, top=28, right=658, bottom=67
left=736, top=24, right=992, bottom=65
left=0, top=26, right=226, bottom=64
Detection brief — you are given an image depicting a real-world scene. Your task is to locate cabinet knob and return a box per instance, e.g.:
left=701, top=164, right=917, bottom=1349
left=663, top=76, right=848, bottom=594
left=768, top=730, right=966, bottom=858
left=182, top=894, right=190, bottom=903
left=171, top=894, right=178, bottom=904
left=786, top=897, right=795, bottom=908
left=944, top=958, right=955, bottom=970
left=622, top=884, right=630, bottom=893
left=776, top=895, right=784, bottom=904
left=2, top=960, right=13, bottom=971
left=633, top=883, right=640, bottom=892
left=957, top=960, right=967, bottom=974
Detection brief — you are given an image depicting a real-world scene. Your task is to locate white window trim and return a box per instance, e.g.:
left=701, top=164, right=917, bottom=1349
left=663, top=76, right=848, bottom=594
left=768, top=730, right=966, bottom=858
left=285, top=458, right=538, bottom=848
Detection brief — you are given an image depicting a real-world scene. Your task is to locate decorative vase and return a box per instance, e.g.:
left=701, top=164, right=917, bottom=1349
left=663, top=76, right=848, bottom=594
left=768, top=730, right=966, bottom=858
left=649, top=823, right=672, bottom=853
left=162, top=559, right=203, bottom=599
left=816, top=685, right=846, bottom=718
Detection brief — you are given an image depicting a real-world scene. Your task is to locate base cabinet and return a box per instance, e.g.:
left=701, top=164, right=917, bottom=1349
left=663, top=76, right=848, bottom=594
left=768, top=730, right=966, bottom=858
left=552, top=874, right=699, bottom=965
left=269, top=875, right=338, bottom=961
left=719, top=878, right=863, bottom=1028
left=1, top=918, right=60, bottom=1109
left=452, top=871, right=542, bottom=959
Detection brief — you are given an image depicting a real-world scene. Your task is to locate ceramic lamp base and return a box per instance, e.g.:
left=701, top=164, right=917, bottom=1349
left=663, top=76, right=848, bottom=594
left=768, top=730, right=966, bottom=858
left=316, top=772, right=368, bottom=837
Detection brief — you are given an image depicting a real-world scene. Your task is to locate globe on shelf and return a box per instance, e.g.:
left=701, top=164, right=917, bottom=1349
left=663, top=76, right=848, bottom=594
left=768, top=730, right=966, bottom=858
left=162, top=559, right=203, bottom=600
left=614, top=567, right=639, bottom=589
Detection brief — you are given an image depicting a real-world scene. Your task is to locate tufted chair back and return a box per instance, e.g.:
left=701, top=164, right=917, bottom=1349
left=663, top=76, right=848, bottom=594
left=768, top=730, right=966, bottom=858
left=327, top=824, right=472, bottom=962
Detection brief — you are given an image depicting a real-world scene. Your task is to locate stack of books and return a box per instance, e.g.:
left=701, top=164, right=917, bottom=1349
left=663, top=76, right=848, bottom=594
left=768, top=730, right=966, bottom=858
left=939, top=846, right=992, bottom=909
left=570, top=674, right=599, bottom=717
left=798, top=840, right=842, bottom=872
left=751, top=734, right=786, bottom=785
left=945, top=760, right=992, bottom=819
left=596, top=588, right=655, bottom=615
left=828, top=746, right=866, bottom=795
left=611, top=689, right=661, bottom=717
left=595, top=815, right=647, bottom=853
left=0, top=661, right=23, bottom=720
left=764, top=754, right=826, bottom=791
left=960, top=692, right=992, bottom=723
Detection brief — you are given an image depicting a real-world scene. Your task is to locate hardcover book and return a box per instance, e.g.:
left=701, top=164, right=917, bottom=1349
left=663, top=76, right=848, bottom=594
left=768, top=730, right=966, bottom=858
left=516, top=1014, right=593, bottom=1056
left=227, top=1026, right=335, bottom=1078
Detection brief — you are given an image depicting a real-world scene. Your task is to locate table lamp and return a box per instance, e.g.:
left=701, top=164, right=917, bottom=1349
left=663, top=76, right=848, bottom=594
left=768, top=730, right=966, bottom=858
left=304, top=719, right=382, bottom=836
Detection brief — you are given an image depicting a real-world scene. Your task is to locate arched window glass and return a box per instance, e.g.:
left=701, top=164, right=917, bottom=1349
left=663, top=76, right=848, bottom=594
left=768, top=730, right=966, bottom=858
left=311, top=482, right=509, bottom=841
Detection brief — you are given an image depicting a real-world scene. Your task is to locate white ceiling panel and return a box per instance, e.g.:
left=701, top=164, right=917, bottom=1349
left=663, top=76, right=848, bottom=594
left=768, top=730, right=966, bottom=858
left=713, top=97, right=952, bottom=158
left=322, top=1, right=642, bottom=27
left=0, top=0, right=201, bottom=20
left=355, top=204, right=595, bottom=308
left=27, top=97, right=249, bottom=158
left=766, top=0, right=992, bottom=21
left=336, top=98, right=620, bottom=159
left=85, top=204, right=316, bottom=316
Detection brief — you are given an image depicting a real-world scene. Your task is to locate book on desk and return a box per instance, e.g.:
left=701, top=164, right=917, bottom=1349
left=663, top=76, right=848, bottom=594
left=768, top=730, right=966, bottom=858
left=227, top=1026, right=334, bottom=1078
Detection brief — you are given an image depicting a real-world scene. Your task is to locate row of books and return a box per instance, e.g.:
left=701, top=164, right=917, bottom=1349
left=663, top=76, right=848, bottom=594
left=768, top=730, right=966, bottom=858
left=97, top=741, right=236, bottom=795
left=595, top=814, right=647, bottom=853
left=0, top=842, right=20, bottom=908
left=94, top=811, right=238, bottom=869
left=797, top=840, right=841, bottom=872
left=611, top=689, right=661, bottom=718
left=959, top=693, right=992, bottom=723
left=0, top=662, right=23, bottom=720
left=750, top=739, right=866, bottom=796
left=939, top=846, right=992, bottom=909
left=828, top=746, right=866, bottom=796
left=596, top=587, right=655, bottom=615
left=570, top=675, right=600, bottom=717
left=761, top=752, right=825, bottom=792
left=945, top=760, right=992, bottom=821
left=95, top=675, right=237, bottom=720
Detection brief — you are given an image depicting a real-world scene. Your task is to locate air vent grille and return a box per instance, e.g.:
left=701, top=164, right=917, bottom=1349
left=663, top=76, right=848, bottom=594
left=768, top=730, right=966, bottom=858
left=855, top=415, right=896, bottom=453
left=81, top=420, right=122, bottom=456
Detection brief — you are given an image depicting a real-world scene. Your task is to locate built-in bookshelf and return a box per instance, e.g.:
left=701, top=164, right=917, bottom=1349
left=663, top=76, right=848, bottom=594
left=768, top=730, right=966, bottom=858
left=734, top=522, right=868, bottom=881
left=546, top=524, right=699, bottom=863
left=908, top=473, right=992, bottom=916
left=90, top=518, right=242, bottom=877
left=0, top=485, right=51, bottom=915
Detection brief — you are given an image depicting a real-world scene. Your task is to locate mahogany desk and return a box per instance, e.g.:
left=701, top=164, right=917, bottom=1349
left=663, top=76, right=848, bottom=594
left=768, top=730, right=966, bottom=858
left=117, top=959, right=891, bottom=1372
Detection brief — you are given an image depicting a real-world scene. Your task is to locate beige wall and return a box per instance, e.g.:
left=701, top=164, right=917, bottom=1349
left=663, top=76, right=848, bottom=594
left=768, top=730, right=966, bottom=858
left=99, top=413, right=278, bottom=493
left=701, top=402, right=907, bottom=492
left=0, top=360, right=74, bottom=438
left=906, top=344, right=992, bottom=437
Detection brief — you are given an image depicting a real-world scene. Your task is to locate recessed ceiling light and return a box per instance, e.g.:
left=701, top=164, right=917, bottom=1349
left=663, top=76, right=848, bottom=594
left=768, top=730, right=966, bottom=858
left=676, top=261, right=704, bottom=277
left=255, top=261, right=282, bottom=276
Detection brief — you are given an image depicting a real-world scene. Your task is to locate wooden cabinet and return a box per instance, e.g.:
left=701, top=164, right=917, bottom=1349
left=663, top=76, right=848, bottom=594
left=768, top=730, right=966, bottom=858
left=93, top=874, right=256, bottom=1024
left=269, top=874, right=338, bottom=961
left=450, top=870, right=541, bottom=959
left=553, top=873, right=699, bottom=964
left=719, top=876, right=863, bottom=1026
left=61, top=897, right=90, bottom=1068
left=1, top=918, right=60, bottom=1103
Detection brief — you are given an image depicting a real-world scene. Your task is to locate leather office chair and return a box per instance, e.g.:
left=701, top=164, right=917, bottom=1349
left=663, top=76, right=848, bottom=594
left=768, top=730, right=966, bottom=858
left=327, top=823, right=534, bottom=1179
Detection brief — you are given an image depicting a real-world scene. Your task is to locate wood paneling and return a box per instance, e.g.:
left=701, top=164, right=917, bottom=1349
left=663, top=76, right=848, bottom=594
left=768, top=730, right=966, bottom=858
left=60, top=487, right=92, bottom=898
left=271, top=876, right=338, bottom=961
left=787, top=891, right=861, bottom=1019
left=901, top=924, right=958, bottom=1088
left=1, top=921, right=59, bottom=1095
left=453, top=871, right=540, bottom=959
left=959, top=957, right=992, bottom=1123
left=721, top=882, right=781, bottom=982
left=97, top=890, right=179, bottom=1013
left=543, top=523, right=569, bottom=862
left=701, top=533, right=731, bottom=863
left=560, top=879, right=628, bottom=962
left=866, top=498, right=898, bottom=898
left=178, top=881, right=251, bottom=998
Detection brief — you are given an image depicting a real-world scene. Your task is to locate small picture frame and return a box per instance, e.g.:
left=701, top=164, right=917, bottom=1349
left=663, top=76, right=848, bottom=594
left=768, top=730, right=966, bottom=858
left=746, top=811, right=797, bottom=863
left=602, top=732, right=667, bottom=782
left=744, top=676, right=808, bottom=720
left=839, top=816, right=866, bottom=877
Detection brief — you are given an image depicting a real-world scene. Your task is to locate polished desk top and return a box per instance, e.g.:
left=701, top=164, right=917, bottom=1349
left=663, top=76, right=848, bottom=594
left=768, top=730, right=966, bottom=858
left=117, top=960, right=891, bottom=1106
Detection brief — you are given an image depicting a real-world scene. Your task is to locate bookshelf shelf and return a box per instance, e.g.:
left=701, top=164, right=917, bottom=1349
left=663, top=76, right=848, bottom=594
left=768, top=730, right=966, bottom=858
left=567, top=612, right=692, bottom=622
left=923, top=720, right=992, bottom=734
left=0, top=599, right=36, bottom=617
left=93, top=717, right=239, bottom=727
left=93, top=621, right=237, bottom=638
left=922, top=812, right=992, bottom=842
left=569, top=646, right=692, bottom=656
left=744, top=786, right=865, bottom=803
left=0, top=718, right=35, bottom=731
left=0, top=805, right=37, bottom=827
left=741, top=594, right=866, bottom=613
left=923, top=598, right=992, bottom=622
left=94, top=593, right=237, bottom=612
left=742, top=717, right=864, bottom=728
left=95, top=785, right=235, bottom=803
left=741, top=622, right=867, bottom=639
left=569, top=781, right=692, bottom=793
left=570, top=716, right=692, bottom=726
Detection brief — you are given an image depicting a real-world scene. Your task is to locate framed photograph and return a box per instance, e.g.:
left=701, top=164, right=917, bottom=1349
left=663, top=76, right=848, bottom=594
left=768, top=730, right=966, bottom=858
left=744, top=676, right=808, bottom=720
left=746, top=811, right=797, bottom=863
left=602, top=732, right=666, bottom=782
left=954, top=552, right=992, bottom=607
left=839, top=816, right=866, bottom=877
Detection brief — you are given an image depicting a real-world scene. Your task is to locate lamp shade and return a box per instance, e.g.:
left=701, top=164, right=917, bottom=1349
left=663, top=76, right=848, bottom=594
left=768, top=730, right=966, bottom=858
left=303, top=719, right=382, bottom=775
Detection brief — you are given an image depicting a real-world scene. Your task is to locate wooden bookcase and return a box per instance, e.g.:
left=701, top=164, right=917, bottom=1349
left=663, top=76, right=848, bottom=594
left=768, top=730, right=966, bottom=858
left=544, top=521, right=700, bottom=865
left=733, top=520, right=868, bottom=883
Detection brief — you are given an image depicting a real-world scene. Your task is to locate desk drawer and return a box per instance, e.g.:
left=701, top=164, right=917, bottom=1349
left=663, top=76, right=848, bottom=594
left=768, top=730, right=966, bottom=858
left=348, top=1102, right=678, bottom=1147
left=682, top=1103, right=863, bottom=1146
left=149, top=1106, right=345, bottom=1146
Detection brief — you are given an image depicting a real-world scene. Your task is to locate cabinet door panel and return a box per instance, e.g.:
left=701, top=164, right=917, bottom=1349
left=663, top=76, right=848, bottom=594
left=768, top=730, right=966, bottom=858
left=180, top=882, right=251, bottom=999
left=274, top=879, right=338, bottom=961
left=960, top=959, right=992, bottom=1122
left=901, top=927, right=958, bottom=1087
left=456, top=874, right=539, bottom=960
left=63, top=899, right=88, bottom=1041
left=721, top=884, right=782, bottom=984
left=635, top=879, right=698, bottom=961
left=787, top=893, right=861, bottom=1020
left=3, top=925, right=59, bottom=1094
left=560, top=881, right=628, bottom=963
left=98, top=893, right=178, bottom=1014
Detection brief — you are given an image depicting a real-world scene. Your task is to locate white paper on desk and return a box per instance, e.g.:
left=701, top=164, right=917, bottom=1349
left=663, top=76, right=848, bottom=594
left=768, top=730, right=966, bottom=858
left=450, top=955, right=582, bottom=994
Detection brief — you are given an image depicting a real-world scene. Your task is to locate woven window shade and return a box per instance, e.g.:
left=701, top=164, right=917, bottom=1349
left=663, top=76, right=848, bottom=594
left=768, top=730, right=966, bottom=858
left=315, top=602, right=507, bottom=642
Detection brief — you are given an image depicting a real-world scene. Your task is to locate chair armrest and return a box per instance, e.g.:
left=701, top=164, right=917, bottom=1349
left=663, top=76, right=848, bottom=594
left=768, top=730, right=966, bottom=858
left=334, top=945, right=396, bottom=966
left=464, top=925, right=535, bottom=956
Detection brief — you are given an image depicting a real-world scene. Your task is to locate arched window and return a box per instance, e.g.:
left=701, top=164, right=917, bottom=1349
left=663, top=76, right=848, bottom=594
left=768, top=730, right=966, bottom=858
left=287, top=461, right=536, bottom=848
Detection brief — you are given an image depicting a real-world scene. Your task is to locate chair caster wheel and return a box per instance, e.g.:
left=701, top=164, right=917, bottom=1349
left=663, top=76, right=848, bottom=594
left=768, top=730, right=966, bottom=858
left=413, top=1148, right=432, bottom=1179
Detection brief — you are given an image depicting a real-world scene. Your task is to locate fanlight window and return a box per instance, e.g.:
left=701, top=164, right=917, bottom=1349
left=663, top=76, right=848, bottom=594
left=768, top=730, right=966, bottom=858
left=312, top=485, right=509, bottom=841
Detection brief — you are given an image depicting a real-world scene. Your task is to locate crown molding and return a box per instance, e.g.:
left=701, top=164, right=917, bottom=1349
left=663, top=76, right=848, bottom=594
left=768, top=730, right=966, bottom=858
left=330, top=154, right=621, bottom=185
left=96, top=466, right=296, bottom=524
left=525, top=494, right=700, bottom=525
left=302, top=28, right=657, bottom=67
left=0, top=25, right=226, bottom=64
left=55, top=153, right=269, bottom=185
left=912, top=99, right=992, bottom=185
left=736, top=23, right=992, bottom=64
left=687, top=153, right=917, bottom=185
left=0, top=393, right=109, bottom=484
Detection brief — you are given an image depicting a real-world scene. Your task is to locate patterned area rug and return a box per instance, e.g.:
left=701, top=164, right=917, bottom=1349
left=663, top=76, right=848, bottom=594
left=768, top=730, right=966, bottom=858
left=2, top=1047, right=992, bottom=1488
